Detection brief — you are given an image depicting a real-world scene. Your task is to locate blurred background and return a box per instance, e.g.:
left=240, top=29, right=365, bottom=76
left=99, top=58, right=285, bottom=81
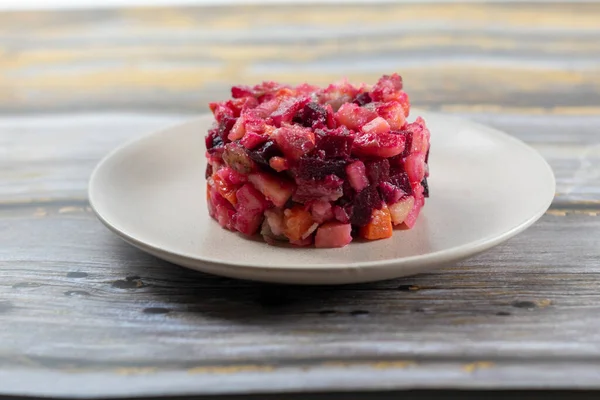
left=1, top=1, right=597, bottom=114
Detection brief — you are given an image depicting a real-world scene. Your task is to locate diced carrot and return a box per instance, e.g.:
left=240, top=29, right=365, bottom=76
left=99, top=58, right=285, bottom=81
left=212, top=173, right=237, bottom=206
left=360, top=205, right=393, bottom=240
left=282, top=206, right=315, bottom=242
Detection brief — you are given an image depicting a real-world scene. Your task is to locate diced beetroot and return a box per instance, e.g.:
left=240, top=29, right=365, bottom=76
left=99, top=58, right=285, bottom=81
left=353, top=92, right=372, bottom=106
left=315, top=222, right=352, bottom=248
left=398, top=91, right=410, bottom=117
left=209, top=185, right=231, bottom=208
left=395, top=129, right=413, bottom=158
left=235, top=209, right=264, bottom=236
left=225, top=98, right=257, bottom=118
left=222, top=142, right=255, bottom=174
left=335, top=103, right=378, bottom=131
left=346, top=161, right=369, bottom=192
left=231, top=85, right=254, bottom=99
left=242, top=96, right=259, bottom=111
left=206, top=128, right=224, bottom=152
left=365, top=159, right=390, bottom=185
left=388, top=172, right=413, bottom=196
left=273, top=124, right=316, bottom=160
left=315, top=127, right=354, bottom=158
left=388, top=155, right=405, bottom=176
left=217, top=167, right=247, bottom=186
left=269, top=156, right=289, bottom=172
left=236, top=183, right=269, bottom=213
left=282, top=206, right=315, bottom=242
left=246, top=140, right=283, bottom=167
left=294, top=102, right=328, bottom=129
left=310, top=200, right=334, bottom=224
left=293, top=175, right=344, bottom=203
left=215, top=204, right=236, bottom=230
left=351, top=185, right=383, bottom=227
left=270, top=96, right=310, bottom=127
left=360, top=116, right=391, bottom=135
left=422, top=177, right=429, bottom=198
left=206, top=74, right=429, bottom=247
left=333, top=205, right=351, bottom=224
left=205, top=163, right=213, bottom=180
left=325, top=104, right=336, bottom=129
left=293, top=156, right=347, bottom=180
left=240, top=131, right=268, bottom=150
left=214, top=116, right=236, bottom=142
left=234, top=184, right=269, bottom=236
left=206, top=116, right=236, bottom=152
left=407, top=121, right=423, bottom=154
left=370, top=73, right=403, bottom=102
left=407, top=117, right=430, bottom=154
left=248, top=172, right=295, bottom=208
left=352, top=131, right=406, bottom=158
left=376, top=101, right=406, bottom=130
left=209, top=102, right=235, bottom=123
left=378, top=182, right=403, bottom=204
left=405, top=153, right=426, bottom=183
left=209, top=186, right=236, bottom=229
left=389, top=195, right=415, bottom=226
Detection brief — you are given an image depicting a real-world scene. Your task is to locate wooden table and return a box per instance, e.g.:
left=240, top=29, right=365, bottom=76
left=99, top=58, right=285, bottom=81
left=1, top=2, right=600, bottom=398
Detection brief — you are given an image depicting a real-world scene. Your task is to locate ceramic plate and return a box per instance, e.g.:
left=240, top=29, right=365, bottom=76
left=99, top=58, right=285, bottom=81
left=89, top=111, right=555, bottom=285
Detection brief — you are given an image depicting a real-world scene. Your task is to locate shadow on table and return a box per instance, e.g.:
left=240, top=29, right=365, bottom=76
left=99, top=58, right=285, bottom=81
left=109, top=236, right=442, bottom=326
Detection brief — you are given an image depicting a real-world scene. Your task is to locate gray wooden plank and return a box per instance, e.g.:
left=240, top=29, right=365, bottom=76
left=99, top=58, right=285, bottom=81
left=6, top=361, right=600, bottom=398
left=0, top=204, right=599, bottom=396
left=0, top=3, right=599, bottom=113
left=0, top=205, right=600, bottom=396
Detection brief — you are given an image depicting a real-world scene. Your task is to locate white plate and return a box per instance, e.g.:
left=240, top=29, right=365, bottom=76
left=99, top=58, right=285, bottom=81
left=89, top=111, right=555, bottom=285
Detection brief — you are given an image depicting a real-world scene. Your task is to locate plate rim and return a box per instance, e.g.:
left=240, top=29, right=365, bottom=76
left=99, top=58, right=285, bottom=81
left=88, top=111, right=556, bottom=272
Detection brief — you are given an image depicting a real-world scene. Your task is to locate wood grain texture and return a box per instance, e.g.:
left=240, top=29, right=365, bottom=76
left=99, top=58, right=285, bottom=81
left=1, top=205, right=600, bottom=396
left=1, top=1, right=599, bottom=397
left=0, top=2, right=599, bottom=114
